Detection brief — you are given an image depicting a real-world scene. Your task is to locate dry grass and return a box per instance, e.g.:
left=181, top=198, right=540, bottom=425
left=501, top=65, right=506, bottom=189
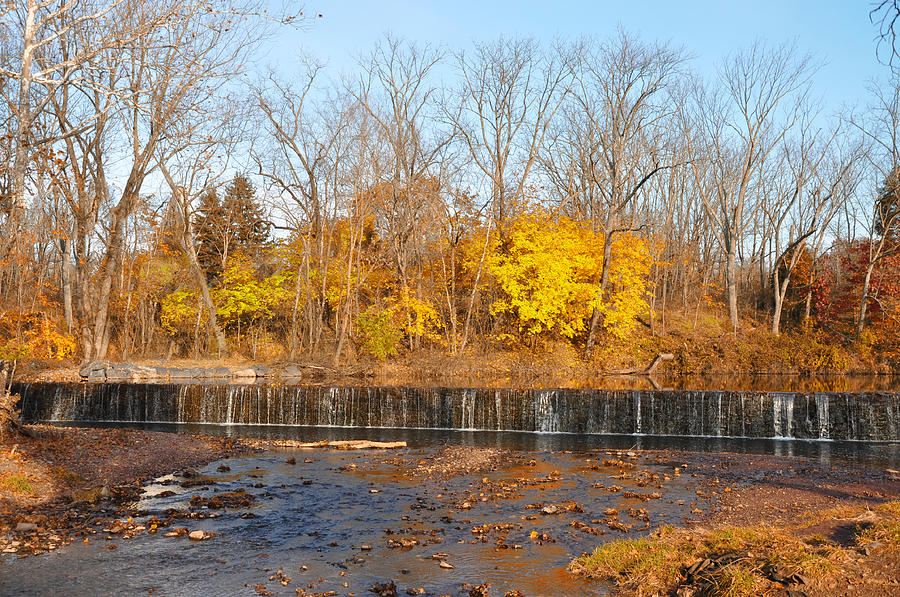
left=573, top=501, right=900, bottom=596
left=573, top=525, right=838, bottom=596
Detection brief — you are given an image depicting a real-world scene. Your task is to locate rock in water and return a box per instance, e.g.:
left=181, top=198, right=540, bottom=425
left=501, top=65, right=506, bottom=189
left=370, top=580, right=398, bottom=597
left=188, top=530, right=211, bottom=541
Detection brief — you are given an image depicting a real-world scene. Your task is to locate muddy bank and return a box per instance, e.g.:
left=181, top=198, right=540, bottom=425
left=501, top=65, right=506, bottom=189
left=0, top=425, right=248, bottom=556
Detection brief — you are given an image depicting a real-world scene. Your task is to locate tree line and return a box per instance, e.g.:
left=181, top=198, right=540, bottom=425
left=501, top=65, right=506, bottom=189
left=1, top=1, right=899, bottom=365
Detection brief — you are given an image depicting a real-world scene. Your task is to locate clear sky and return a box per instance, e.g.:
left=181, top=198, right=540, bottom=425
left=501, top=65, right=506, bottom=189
left=260, top=0, right=892, bottom=113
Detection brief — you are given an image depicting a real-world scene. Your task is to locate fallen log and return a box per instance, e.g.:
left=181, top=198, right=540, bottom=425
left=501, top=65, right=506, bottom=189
left=606, top=353, right=674, bottom=376
left=245, top=439, right=407, bottom=450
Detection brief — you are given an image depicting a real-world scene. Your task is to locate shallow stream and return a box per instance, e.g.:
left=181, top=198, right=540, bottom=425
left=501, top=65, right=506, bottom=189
left=0, top=442, right=713, bottom=596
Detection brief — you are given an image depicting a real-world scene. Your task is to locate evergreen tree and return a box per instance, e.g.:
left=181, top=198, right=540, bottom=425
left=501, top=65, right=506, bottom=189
left=875, top=169, right=900, bottom=239
left=194, top=175, right=269, bottom=282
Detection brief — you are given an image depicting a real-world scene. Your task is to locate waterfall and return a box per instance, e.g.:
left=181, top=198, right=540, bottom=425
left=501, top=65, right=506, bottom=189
left=535, top=390, right=559, bottom=433
left=634, top=391, right=642, bottom=434
left=460, top=390, right=475, bottom=430
left=12, top=382, right=900, bottom=441
left=815, top=394, right=829, bottom=439
left=715, top=392, right=723, bottom=436
left=772, top=393, right=794, bottom=438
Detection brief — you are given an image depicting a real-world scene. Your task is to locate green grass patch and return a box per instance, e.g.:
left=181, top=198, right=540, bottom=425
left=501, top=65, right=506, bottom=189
left=0, top=473, right=33, bottom=494
left=572, top=527, right=694, bottom=594
left=701, top=564, right=760, bottom=597
left=857, top=520, right=900, bottom=546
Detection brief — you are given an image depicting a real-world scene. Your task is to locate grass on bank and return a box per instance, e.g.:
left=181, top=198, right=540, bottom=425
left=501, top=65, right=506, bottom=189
left=0, top=473, right=33, bottom=494
left=572, top=501, right=900, bottom=597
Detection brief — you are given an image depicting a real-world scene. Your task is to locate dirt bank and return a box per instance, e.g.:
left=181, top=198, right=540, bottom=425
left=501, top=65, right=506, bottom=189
left=0, top=425, right=248, bottom=556
left=574, top=450, right=900, bottom=597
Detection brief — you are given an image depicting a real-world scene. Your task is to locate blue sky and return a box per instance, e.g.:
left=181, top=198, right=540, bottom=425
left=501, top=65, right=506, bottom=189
left=261, top=0, right=891, bottom=112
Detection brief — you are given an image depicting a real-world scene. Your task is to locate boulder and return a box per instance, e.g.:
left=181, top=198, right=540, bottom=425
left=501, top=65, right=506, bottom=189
left=282, top=365, right=303, bottom=378
left=127, top=365, right=160, bottom=381
left=206, top=367, right=232, bottom=378
left=167, top=368, right=194, bottom=379
left=104, top=366, right=131, bottom=381
left=79, top=360, right=110, bottom=379
left=232, top=365, right=271, bottom=379
left=87, top=369, right=106, bottom=381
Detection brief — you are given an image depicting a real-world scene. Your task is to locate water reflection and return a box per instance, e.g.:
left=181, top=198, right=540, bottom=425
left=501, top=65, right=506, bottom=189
left=73, top=422, right=900, bottom=468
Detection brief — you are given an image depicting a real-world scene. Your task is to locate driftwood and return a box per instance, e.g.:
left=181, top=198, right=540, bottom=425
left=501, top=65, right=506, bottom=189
left=246, top=439, right=407, bottom=450
left=606, top=353, right=674, bottom=376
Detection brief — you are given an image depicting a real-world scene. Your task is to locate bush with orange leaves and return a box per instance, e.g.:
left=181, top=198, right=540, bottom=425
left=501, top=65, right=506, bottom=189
left=0, top=312, right=77, bottom=360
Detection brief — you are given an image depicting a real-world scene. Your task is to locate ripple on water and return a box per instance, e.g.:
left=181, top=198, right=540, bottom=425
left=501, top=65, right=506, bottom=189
left=0, top=447, right=716, bottom=596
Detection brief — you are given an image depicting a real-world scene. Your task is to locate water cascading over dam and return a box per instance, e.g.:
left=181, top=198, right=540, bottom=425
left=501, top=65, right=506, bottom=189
left=12, top=382, right=900, bottom=441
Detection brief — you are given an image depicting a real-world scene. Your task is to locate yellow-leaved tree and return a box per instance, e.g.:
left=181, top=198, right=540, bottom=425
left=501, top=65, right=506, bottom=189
left=488, top=209, right=603, bottom=338
left=488, top=209, right=652, bottom=341
left=212, top=253, right=291, bottom=340
left=596, top=231, right=654, bottom=340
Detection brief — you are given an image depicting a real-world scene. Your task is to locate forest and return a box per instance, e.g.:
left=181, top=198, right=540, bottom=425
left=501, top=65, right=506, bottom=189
left=2, top=1, right=900, bottom=374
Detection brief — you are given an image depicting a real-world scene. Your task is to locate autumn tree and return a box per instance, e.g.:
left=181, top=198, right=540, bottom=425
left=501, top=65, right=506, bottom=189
left=849, top=77, right=900, bottom=338
left=541, top=31, right=684, bottom=351
left=488, top=209, right=652, bottom=342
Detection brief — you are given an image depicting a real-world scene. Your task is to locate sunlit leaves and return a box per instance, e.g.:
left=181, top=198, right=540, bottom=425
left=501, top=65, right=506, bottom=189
left=487, top=209, right=652, bottom=341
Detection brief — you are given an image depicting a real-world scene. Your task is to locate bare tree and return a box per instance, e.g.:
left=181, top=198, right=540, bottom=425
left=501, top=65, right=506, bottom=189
left=448, top=37, right=573, bottom=225
left=872, top=1, right=900, bottom=67
left=1, top=0, right=131, bottom=224
left=253, top=61, right=353, bottom=356
left=764, top=116, right=850, bottom=334
left=849, top=76, right=900, bottom=338
left=684, top=43, right=814, bottom=332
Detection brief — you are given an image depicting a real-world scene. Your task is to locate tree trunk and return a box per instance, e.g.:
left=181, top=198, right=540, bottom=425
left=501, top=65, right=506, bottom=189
left=159, top=166, right=230, bottom=358
left=725, top=247, right=739, bottom=333
left=585, top=230, right=615, bottom=354
left=803, top=285, right=812, bottom=323
left=856, top=260, right=876, bottom=340
left=771, top=267, right=789, bottom=336
left=181, top=207, right=229, bottom=357
left=9, top=0, right=37, bottom=226
left=59, top=238, right=75, bottom=333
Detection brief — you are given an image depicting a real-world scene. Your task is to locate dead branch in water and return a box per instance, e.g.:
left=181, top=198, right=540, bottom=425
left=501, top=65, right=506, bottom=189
left=606, top=353, right=674, bottom=376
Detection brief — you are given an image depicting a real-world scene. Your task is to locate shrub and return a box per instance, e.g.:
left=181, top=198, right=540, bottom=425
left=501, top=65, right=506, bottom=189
left=355, top=305, right=402, bottom=359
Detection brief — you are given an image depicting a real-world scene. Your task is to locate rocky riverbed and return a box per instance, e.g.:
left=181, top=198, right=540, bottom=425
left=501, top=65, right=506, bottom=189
left=1, top=425, right=898, bottom=596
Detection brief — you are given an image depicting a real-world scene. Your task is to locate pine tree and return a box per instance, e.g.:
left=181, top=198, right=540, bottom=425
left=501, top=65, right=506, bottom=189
left=194, top=175, right=269, bottom=282
left=222, top=174, right=269, bottom=252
